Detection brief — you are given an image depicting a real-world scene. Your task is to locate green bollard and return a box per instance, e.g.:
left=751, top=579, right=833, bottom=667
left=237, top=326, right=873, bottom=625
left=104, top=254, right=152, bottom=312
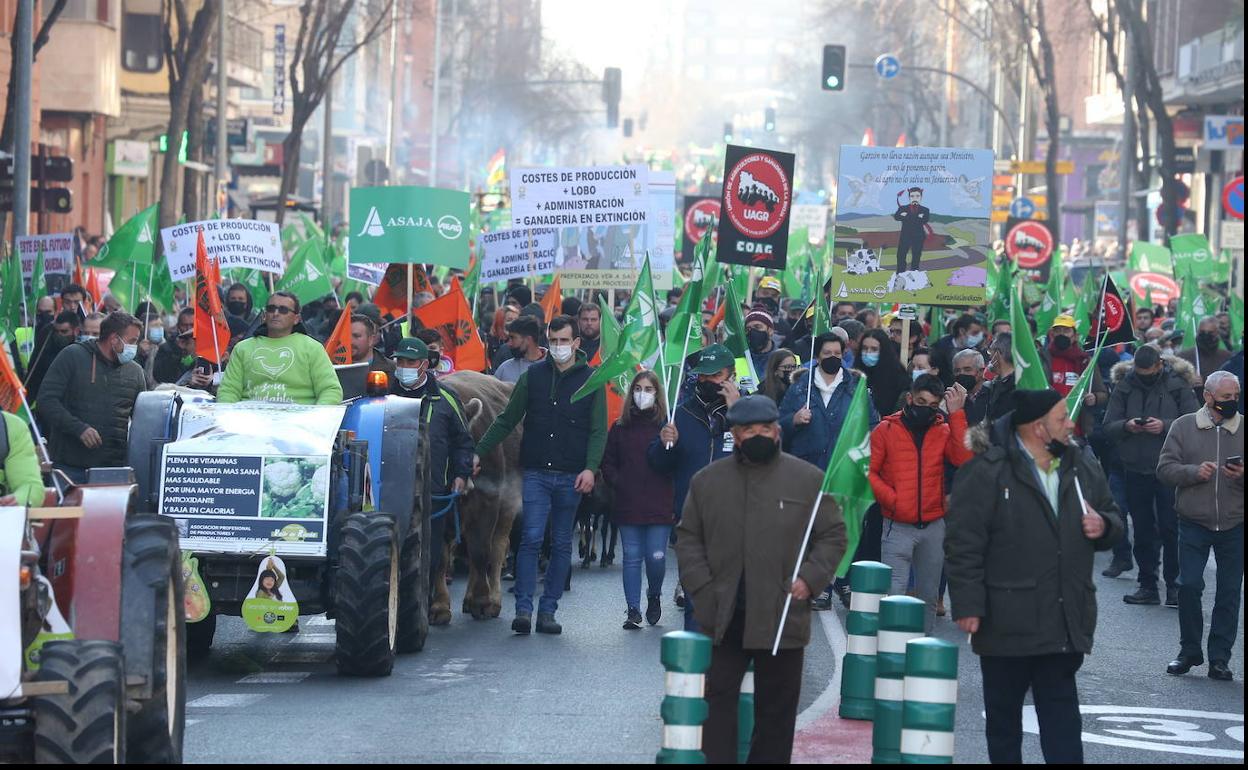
left=872, top=596, right=926, bottom=764
left=839, top=560, right=892, bottom=720
left=900, top=638, right=958, bottom=764
left=737, top=661, right=754, bottom=763
left=657, top=631, right=712, bottom=764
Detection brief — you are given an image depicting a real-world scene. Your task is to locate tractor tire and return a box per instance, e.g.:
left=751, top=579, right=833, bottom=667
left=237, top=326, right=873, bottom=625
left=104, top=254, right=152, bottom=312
left=32, top=640, right=127, bottom=764
left=186, top=613, right=216, bottom=661
left=120, top=514, right=186, bottom=764
left=396, top=433, right=432, bottom=654
left=334, top=512, right=399, bottom=676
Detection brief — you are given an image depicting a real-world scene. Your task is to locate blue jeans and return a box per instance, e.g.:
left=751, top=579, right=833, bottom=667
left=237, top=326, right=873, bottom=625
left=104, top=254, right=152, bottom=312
left=1177, top=519, right=1244, bottom=663
left=1107, top=471, right=1133, bottom=564
left=618, top=524, right=671, bottom=610
left=1123, top=470, right=1178, bottom=591
left=515, top=470, right=581, bottom=616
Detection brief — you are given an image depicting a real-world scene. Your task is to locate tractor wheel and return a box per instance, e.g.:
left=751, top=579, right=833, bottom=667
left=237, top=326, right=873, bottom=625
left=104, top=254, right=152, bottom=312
left=334, top=512, right=399, bottom=676
left=187, top=613, right=217, bottom=661
left=396, top=433, right=432, bottom=654
left=120, top=514, right=186, bottom=763
left=32, top=640, right=127, bottom=764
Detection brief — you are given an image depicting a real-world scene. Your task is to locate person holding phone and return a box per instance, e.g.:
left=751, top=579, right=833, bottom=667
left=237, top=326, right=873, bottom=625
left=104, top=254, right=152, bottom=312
left=1156, top=370, right=1243, bottom=682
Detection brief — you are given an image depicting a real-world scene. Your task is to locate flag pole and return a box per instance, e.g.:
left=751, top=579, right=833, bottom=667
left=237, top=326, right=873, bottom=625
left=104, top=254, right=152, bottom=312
left=17, top=388, right=50, bottom=465
left=772, top=492, right=825, bottom=656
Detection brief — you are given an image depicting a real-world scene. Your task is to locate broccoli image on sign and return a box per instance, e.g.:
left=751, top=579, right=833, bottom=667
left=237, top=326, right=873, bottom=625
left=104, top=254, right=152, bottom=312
left=260, top=457, right=330, bottom=519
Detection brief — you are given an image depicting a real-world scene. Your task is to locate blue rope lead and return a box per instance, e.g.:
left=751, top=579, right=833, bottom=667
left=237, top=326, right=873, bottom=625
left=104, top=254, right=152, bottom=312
left=430, top=490, right=462, bottom=543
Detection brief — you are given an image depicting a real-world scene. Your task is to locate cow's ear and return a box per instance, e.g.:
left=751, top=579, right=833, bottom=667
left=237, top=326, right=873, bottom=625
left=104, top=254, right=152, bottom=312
left=465, top=397, right=483, bottom=424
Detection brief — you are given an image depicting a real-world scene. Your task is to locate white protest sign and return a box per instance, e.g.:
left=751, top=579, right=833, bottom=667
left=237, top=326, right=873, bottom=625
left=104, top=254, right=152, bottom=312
left=791, top=204, right=829, bottom=243
left=161, top=219, right=284, bottom=281
left=479, top=228, right=560, bottom=283
left=346, top=262, right=387, bottom=286
left=646, top=170, right=677, bottom=275
left=16, top=233, right=75, bottom=276
left=510, top=164, right=650, bottom=229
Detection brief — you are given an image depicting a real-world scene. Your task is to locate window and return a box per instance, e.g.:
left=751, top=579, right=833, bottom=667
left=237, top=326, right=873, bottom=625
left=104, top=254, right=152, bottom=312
left=122, top=0, right=162, bottom=73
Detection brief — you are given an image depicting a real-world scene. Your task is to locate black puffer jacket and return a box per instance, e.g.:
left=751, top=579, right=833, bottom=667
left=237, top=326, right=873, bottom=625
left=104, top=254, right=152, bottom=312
left=390, top=374, right=473, bottom=496
left=945, top=415, right=1123, bottom=658
left=1102, top=356, right=1201, bottom=474
left=35, top=340, right=148, bottom=468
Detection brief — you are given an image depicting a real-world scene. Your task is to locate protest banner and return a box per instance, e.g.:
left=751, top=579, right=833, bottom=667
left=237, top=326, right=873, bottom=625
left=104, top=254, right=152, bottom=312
left=479, top=228, right=560, bottom=283
left=16, top=233, right=74, bottom=276
left=833, top=145, right=994, bottom=306
left=558, top=171, right=675, bottom=290
left=510, top=163, right=650, bottom=229
left=681, top=195, right=721, bottom=264
left=346, top=261, right=387, bottom=286
left=161, top=218, right=283, bottom=281
left=791, top=203, right=829, bottom=244
left=716, top=144, right=796, bottom=270
left=348, top=185, right=471, bottom=268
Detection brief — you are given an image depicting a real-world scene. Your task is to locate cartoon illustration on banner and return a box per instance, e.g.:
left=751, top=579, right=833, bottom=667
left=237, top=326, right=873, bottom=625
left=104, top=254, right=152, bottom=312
left=833, top=146, right=994, bottom=305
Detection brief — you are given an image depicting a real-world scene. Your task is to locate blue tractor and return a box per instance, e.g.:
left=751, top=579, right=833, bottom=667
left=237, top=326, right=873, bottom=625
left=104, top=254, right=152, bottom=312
left=127, top=364, right=432, bottom=676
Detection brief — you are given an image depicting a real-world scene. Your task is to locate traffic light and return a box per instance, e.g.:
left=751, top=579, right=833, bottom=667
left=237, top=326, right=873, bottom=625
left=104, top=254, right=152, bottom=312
left=822, top=44, right=846, bottom=91
left=723, top=122, right=734, bottom=142
left=622, top=118, right=634, bottom=138
left=158, top=130, right=190, bottom=163
left=764, top=107, right=776, bottom=132
left=603, top=67, right=622, bottom=129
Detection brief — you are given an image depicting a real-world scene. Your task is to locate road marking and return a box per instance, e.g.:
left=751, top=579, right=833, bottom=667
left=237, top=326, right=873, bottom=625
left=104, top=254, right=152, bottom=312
left=304, top=615, right=334, bottom=627
left=237, top=671, right=312, bottom=684
left=186, top=719, right=202, bottom=728
left=270, top=649, right=333, bottom=664
left=187, top=693, right=267, bottom=708
left=1016, top=705, right=1244, bottom=759
left=795, top=608, right=846, bottom=731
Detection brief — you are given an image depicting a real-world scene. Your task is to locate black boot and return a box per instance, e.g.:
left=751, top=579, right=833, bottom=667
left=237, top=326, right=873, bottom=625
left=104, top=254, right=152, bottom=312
left=1123, top=587, right=1161, bottom=605
left=646, top=594, right=662, bottom=626
left=1164, top=585, right=1179, bottom=607
left=623, top=608, right=643, bottom=630
left=536, top=613, right=562, bottom=635
left=1102, top=558, right=1133, bottom=578
left=1208, top=661, right=1234, bottom=681
left=1166, top=653, right=1203, bottom=676
left=512, top=613, right=532, bottom=635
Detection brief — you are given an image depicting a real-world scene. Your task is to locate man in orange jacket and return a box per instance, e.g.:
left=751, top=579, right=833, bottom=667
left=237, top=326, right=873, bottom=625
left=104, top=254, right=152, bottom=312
left=869, top=373, right=972, bottom=631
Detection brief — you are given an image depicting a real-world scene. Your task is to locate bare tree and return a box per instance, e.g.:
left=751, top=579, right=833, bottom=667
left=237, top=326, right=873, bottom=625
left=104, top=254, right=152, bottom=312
left=158, top=0, right=220, bottom=232
left=1009, top=0, right=1063, bottom=243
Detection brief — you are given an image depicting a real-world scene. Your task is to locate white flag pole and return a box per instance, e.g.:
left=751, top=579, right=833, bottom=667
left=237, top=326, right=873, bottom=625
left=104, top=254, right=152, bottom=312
left=772, top=492, right=825, bottom=656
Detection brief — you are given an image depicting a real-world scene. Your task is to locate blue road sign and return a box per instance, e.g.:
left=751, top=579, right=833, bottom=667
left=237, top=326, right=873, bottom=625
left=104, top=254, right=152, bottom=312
left=875, top=54, right=901, bottom=80
left=1009, top=196, right=1037, bottom=219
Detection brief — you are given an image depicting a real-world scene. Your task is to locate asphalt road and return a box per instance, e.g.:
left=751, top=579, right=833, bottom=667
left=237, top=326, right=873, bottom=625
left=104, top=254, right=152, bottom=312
left=184, top=545, right=1243, bottom=763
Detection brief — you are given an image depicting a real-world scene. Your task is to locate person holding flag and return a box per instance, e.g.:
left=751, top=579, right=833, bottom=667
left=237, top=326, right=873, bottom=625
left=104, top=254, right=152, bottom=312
left=674, top=394, right=846, bottom=764
left=0, top=340, right=47, bottom=506
left=1041, top=314, right=1107, bottom=436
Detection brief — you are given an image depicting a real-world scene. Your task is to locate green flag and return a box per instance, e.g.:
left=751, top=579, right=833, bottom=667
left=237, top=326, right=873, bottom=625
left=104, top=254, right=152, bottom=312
left=107, top=262, right=142, bottom=311
left=671, top=266, right=685, bottom=291
left=720, top=277, right=760, bottom=389
left=729, top=265, right=749, bottom=308
left=1073, top=270, right=1101, bottom=345
left=1228, top=293, right=1244, bottom=351
left=1010, top=280, right=1050, bottom=391
left=1128, top=241, right=1173, bottom=275
left=2, top=255, right=24, bottom=330
left=662, top=238, right=708, bottom=400
left=572, top=257, right=659, bottom=401
left=1067, top=331, right=1106, bottom=424
left=824, top=376, right=876, bottom=578
left=276, top=238, right=333, bottom=304
left=1169, top=233, right=1217, bottom=280
left=1034, top=252, right=1063, bottom=337
left=461, top=254, right=481, bottom=306
left=93, top=203, right=159, bottom=270
left=598, top=295, right=621, bottom=359
left=986, top=256, right=1013, bottom=325
left=228, top=268, right=271, bottom=311
left=27, top=248, right=44, bottom=312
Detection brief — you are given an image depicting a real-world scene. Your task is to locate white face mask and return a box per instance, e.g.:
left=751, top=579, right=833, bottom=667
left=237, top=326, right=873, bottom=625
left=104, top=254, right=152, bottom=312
left=395, top=367, right=424, bottom=387
left=632, top=390, right=656, bottom=411
left=549, top=343, right=575, bottom=364
left=148, top=326, right=165, bottom=344
left=119, top=342, right=138, bottom=364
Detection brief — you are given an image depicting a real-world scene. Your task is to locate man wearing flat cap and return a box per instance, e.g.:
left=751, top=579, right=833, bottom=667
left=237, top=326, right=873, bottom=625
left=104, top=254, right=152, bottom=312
left=675, top=395, right=847, bottom=764
left=946, top=388, right=1124, bottom=764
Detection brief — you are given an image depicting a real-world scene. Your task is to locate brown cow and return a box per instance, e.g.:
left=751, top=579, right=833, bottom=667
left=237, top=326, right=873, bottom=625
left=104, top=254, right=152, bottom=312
left=432, top=371, right=522, bottom=622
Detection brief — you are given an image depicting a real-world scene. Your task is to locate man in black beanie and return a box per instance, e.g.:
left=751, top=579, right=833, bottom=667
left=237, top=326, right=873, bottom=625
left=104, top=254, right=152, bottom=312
left=946, top=388, right=1124, bottom=764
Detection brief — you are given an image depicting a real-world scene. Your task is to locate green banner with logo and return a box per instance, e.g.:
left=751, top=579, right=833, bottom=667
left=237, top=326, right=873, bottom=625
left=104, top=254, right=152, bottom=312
left=349, top=185, right=470, bottom=268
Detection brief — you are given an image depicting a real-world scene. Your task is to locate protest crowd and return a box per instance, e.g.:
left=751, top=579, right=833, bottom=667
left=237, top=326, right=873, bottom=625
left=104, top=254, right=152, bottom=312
left=1, top=208, right=1242, bottom=764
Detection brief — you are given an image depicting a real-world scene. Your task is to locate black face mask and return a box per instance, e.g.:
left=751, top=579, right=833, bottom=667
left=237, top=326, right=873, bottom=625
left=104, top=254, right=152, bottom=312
left=819, top=356, right=842, bottom=375
left=1197, top=331, right=1219, bottom=351
left=1051, top=335, right=1072, bottom=351
left=1213, top=399, right=1239, bottom=419
left=696, top=379, right=726, bottom=404
left=1043, top=426, right=1068, bottom=458
left=428, top=351, right=442, bottom=368
left=903, top=404, right=937, bottom=428
left=954, top=374, right=978, bottom=393
left=747, top=328, right=771, bottom=353
left=738, top=434, right=779, bottom=463
left=226, top=300, right=248, bottom=317
left=36, top=311, right=54, bottom=325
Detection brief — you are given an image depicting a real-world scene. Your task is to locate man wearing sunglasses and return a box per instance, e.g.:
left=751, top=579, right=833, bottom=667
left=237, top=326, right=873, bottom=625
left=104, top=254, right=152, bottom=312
left=217, top=291, right=343, bottom=406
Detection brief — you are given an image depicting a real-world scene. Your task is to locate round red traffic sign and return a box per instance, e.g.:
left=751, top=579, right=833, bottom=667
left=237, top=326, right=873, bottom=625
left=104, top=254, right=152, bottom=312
left=1129, top=272, right=1180, bottom=306
left=1223, top=175, right=1244, bottom=220
left=723, top=152, right=792, bottom=239
left=1005, top=221, right=1054, bottom=269
left=684, top=198, right=721, bottom=244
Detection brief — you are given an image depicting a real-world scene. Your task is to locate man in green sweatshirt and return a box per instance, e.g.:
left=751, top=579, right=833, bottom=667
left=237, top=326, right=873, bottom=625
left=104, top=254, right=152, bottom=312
left=217, top=291, right=343, bottom=406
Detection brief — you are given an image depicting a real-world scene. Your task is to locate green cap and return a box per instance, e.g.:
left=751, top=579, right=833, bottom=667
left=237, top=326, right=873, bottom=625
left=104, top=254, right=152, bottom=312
left=394, top=337, right=429, bottom=361
left=691, top=343, right=735, bottom=375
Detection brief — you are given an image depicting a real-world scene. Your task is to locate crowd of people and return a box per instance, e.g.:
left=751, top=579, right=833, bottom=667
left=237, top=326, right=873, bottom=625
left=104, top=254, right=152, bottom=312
left=4, top=254, right=1243, bottom=764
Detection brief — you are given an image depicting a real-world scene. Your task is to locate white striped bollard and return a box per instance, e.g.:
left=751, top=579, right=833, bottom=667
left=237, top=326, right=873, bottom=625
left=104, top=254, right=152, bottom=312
left=900, top=637, right=958, bottom=764
left=872, top=596, right=926, bottom=764
left=657, top=630, right=711, bottom=764
left=840, top=560, right=891, bottom=720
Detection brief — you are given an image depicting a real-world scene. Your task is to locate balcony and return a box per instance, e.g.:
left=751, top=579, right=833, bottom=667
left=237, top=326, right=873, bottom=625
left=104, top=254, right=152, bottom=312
left=1166, top=26, right=1245, bottom=105
left=216, top=17, right=265, bottom=90
left=40, top=20, right=121, bottom=117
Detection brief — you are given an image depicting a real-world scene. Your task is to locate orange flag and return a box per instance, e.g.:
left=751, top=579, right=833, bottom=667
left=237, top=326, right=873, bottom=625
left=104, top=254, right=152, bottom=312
left=540, top=274, right=562, bottom=323
left=412, top=277, right=487, bottom=372
left=0, top=345, right=26, bottom=413
left=194, top=231, right=230, bottom=364
left=372, top=263, right=431, bottom=319
left=324, top=308, right=352, bottom=365
left=589, top=348, right=625, bottom=428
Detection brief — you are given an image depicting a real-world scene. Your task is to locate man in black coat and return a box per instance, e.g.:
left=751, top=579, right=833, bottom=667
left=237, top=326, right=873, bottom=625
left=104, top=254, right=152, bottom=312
left=892, top=186, right=931, bottom=274
left=946, top=389, right=1123, bottom=764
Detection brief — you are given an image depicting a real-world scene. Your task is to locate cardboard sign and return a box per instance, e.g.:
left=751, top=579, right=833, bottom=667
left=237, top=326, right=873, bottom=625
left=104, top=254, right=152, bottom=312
left=716, top=144, right=795, bottom=270
left=1005, top=218, right=1055, bottom=282
left=346, top=261, right=387, bottom=286
left=510, top=164, right=650, bottom=229
left=790, top=204, right=829, bottom=243
left=162, top=219, right=283, bottom=281
left=348, top=185, right=471, bottom=268
left=682, top=196, right=721, bottom=264
left=833, top=145, right=994, bottom=306
left=479, top=228, right=560, bottom=283
left=16, top=233, right=74, bottom=276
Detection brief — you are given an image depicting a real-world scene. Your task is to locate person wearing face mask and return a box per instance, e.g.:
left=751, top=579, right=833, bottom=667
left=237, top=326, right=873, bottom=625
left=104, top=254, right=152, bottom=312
left=745, top=309, right=778, bottom=382
left=601, top=370, right=675, bottom=630
left=389, top=337, right=473, bottom=621
left=649, top=344, right=744, bottom=622
left=858, top=329, right=909, bottom=418
left=1156, top=370, right=1243, bottom=682
left=224, top=283, right=261, bottom=328
left=1103, top=344, right=1201, bottom=607
left=473, top=315, right=606, bottom=636
left=982, top=334, right=1019, bottom=423
left=675, top=394, right=847, bottom=764
left=34, top=311, right=149, bottom=484
left=23, top=310, right=81, bottom=402
left=868, top=374, right=972, bottom=631
left=931, top=313, right=986, bottom=388
left=1178, top=316, right=1232, bottom=388
left=952, top=349, right=990, bottom=424
left=780, top=333, right=879, bottom=471
left=493, top=315, right=546, bottom=384
left=1040, top=315, right=1108, bottom=435
left=415, top=328, right=454, bottom=375
left=760, top=348, right=798, bottom=406
left=946, top=389, right=1123, bottom=764
left=153, top=308, right=197, bottom=384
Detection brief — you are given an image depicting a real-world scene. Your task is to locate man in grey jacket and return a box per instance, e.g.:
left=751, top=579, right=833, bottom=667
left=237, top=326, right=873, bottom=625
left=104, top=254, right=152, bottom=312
left=1156, top=369, right=1243, bottom=682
